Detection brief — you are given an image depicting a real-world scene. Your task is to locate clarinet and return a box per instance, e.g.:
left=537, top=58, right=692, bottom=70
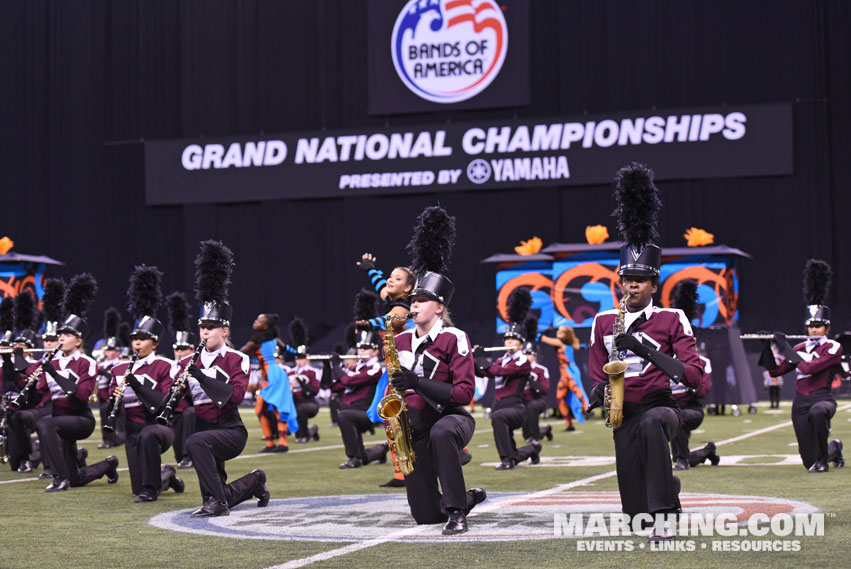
left=0, top=393, right=11, bottom=463
left=156, top=339, right=206, bottom=426
left=11, top=347, right=62, bottom=408
left=102, top=351, right=140, bottom=433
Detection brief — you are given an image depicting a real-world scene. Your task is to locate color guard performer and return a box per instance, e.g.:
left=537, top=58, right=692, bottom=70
left=176, top=240, right=268, bottom=517
left=667, top=280, right=719, bottom=470
left=356, top=253, right=417, bottom=333
left=108, top=265, right=184, bottom=502
left=588, top=164, right=704, bottom=539
left=763, top=259, right=844, bottom=472
left=166, top=291, right=197, bottom=468
left=476, top=289, right=542, bottom=470
left=26, top=274, right=120, bottom=491
left=520, top=316, right=553, bottom=444
left=389, top=206, right=485, bottom=535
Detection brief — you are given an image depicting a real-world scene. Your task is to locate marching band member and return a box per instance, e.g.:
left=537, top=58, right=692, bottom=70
left=335, top=326, right=389, bottom=468
left=288, top=349, right=321, bottom=443
left=763, top=259, right=844, bottom=472
left=176, top=241, right=268, bottom=517
left=520, top=317, right=553, bottom=444
left=166, top=291, right=197, bottom=468
left=27, top=274, right=120, bottom=491
left=96, top=308, right=124, bottom=449
left=477, top=289, right=542, bottom=470
left=667, top=280, right=718, bottom=470
left=0, top=296, right=13, bottom=346
left=588, top=164, right=704, bottom=539
left=108, top=265, right=183, bottom=502
left=2, top=290, right=48, bottom=472
left=390, top=206, right=485, bottom=535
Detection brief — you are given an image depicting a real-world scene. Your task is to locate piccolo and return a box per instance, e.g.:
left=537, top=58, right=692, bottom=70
left=475, top=346, right=520, bottom=353
left=0, top=348, right=54, bottom=355
left=740, top=334, right=811, bottom=341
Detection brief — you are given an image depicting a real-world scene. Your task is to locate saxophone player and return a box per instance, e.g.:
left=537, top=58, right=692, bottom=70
left=389, top=206, right=486, bottom=536
left=588, top=164, right=704, bottom=540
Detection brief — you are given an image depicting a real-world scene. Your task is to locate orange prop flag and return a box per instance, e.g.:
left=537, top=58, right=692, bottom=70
left=514, top=236, right=543, bottom=255
left=684, top=227, right=714, bottom=247
left=0, top=236, right=14, bottom=255
left=585, top=225, right=609, bottom=245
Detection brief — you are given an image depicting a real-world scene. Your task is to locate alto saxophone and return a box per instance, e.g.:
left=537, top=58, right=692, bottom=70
left=602, top=292, right=632, bottom=429
left=377, top=313, right=416, bottom=475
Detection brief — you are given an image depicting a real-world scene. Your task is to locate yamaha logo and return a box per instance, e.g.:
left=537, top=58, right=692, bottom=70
left=391, top=0, right=508, bottom=104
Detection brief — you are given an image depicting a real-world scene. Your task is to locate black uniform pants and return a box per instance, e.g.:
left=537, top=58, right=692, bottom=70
left=36, top=411, right=112, bottom=486
left=171, top=407, right=195, bottom=462
left=186, top=413, right=259, bottom=507
left=329, top=395, right=340, bottom=425
left=405, top=405, right=476, bottom=524
left=7, top=405, right=51, bottom=470
left=613, top=401, right=681, bottom=518
left=792, top=391, right=839, bottom=469
left=125, top=419, right=175, bottom=495
left=336, top=407, right=384, bottom=463
left=670, top=404, right=704, bottom=463
left=522, top=398, right=548, bottom=441
left=295, top=399, right=319, bottom=438
left=768, top=386, right=781, bottom=408
left=491, top=398, right=537, bottom=462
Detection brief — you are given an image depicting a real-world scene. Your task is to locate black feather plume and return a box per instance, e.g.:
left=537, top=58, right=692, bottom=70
left=354, top=290, right=380, bottom=322
left=289, top=317, right=308, bottom=347
left=0, top=296, right=14, bottom=332
left=614, top=163, right=661, bottom=246
left=671, top=279, right=700, bottom=322
left=65, top=274, right=98, bottom=317
left=127, top=265, right=163, bottom=320
left=507, top=288, right=532, bottom=325
left=524, top=315, right=539, bottom=343
left=194, top=240, right=234, bottom=304
left=343, top=323, right=357, bottom=349
left=118, top=322, right=131, bottom=348
left=803, top=259, right=832, bottom=306
left=334, top=343, right=346, bottom=355
left=42, top=279, right=65, bottom=323
left=406, top=206, right=456, bottom=275
left=103, top=307, right=120, bottom=338
left=166, top=292, right=191, bottom=332
left=14, top=291, right=36, bottom=331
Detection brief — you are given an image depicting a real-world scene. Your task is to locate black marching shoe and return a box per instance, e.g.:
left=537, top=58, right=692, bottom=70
left=177, top=457, right=193, bottom=469
left=275, top=444, right=289, bottom=453
left=162, top=465, right=185, bottom=493
left=17, top=461, right=33, bottom=473
left=309, top=425, right=320, bottom=442
left=260, top=446, right=278, bottom=453
left=105, top=455, right=120, bottom=484
left=495, top=459, right=515, bottom=471
left=831, top=440, right=845, bottom=468
left=565, top=425, right=576, bottom=432
left=541, top=425, right=554, bottom=441
left=295, top=437, right=308, bottom=443
left=252, top=469, right=270, bottom=507
left=191, top=497, right=230, bottom=518
left=45, top=477, right=70, bottom=493
left=442, top=509, right=469, bottom=535
left=464, top=488, right=487, bottom=515
left=808, top=460, right=829, bottom=473
left=134, top=488, right=158, bottom=502
left=76, top=447, right=88, bottom=467
left=39, top=470, right=53, bottom=480
left=673, top=458, right=689, bottom=471
left=706, top=442, right=720, bottom=466
left=339, top=457, right=363, bottom=469
left=529, top=440, right=542, bottom=465
left=97, top=441, right=113, bottom=449
left=376, top=443, right=390, bottom=465
left=379, top=478, right=406, bottom=488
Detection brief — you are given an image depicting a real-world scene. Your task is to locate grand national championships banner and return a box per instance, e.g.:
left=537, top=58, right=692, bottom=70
left=144, top=103, right=793, bottom=205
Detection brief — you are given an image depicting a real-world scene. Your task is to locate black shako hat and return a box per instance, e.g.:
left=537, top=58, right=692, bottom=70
left=406, top=206, right=457, bottom=306
left=58, top=274, right=97, bottom=339
left=802, top=259, right=832, bottom=327
left=613, top=163, right=663, bottom=277
left=128, top=265, right=164, bottom=341
left=194, top=240, right=235, bottom=327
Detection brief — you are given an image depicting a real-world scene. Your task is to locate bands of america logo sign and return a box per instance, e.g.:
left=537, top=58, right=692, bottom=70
left=149, top=492, right=817, bottom=542
left=391, top=0, right=508, bottom=104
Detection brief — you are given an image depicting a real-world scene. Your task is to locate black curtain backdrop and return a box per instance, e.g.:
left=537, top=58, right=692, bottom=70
left=1, top=0, right=849, bottom=350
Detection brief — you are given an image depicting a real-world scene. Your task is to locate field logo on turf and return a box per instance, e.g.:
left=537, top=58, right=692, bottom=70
left=149, top=492, right=819, bottom=543
left=391, top=0, right=508, bottom=103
